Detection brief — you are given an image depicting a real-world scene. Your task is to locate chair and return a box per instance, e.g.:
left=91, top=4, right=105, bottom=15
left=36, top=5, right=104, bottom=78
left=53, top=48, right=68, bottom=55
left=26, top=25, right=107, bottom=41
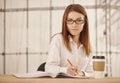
left=37, top=62, right=46, bottom=71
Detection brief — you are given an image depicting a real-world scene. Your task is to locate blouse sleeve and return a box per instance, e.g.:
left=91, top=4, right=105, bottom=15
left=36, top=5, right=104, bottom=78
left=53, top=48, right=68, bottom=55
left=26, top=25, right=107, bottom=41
left=83, top=55, right=94, bottom=77
left=45, top=35, right=67, bottom=76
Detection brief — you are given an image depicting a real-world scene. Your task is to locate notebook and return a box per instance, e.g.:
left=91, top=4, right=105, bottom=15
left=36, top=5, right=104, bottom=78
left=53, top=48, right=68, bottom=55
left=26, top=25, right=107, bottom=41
left=13, top=71, right=88, bottom=78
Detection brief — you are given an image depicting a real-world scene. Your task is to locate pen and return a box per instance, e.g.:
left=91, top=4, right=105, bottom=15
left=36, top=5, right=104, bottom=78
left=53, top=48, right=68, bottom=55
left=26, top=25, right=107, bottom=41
left=67, top=59, right=79, bottom=75
left=67, top=59, right=73, bottom=66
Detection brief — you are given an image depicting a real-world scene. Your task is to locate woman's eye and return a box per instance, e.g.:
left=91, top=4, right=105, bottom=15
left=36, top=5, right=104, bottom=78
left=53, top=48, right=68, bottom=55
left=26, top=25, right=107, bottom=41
left=76, top=20, right=84, bottom=23
left=68, top=19, right=73, bottom=22
left=77, top=20, right=82, bottom=22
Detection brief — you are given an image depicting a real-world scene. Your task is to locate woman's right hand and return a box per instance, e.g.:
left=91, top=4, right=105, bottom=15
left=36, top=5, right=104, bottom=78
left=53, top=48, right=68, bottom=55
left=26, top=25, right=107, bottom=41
left=67, top=65, right=78, bottom=76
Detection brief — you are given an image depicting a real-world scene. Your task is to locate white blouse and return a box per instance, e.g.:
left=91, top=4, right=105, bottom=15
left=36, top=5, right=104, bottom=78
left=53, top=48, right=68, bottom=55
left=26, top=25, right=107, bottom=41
left=45, top=34, right=94, bottom=77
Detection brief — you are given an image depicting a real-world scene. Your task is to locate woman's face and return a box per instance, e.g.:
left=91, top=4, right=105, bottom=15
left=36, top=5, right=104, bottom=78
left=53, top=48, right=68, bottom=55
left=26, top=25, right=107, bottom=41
left=66, top=11, right=85, bottom=37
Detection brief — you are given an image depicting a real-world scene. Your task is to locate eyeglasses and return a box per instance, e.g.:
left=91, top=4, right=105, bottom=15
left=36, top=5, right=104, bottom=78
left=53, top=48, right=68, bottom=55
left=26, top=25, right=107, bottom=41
left=66, top=19, right=84, bottom=24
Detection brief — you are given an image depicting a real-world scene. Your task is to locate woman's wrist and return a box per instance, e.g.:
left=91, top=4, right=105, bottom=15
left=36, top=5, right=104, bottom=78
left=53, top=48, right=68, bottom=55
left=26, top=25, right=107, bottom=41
left=81, top=71, right=85, bottom=76
left=78, top=71, right=85, bottom=76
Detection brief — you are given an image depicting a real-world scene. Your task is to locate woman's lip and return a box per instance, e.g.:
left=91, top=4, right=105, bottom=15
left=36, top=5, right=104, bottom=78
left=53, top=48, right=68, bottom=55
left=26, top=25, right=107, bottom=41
left=71, top=29, right=79, bottom=30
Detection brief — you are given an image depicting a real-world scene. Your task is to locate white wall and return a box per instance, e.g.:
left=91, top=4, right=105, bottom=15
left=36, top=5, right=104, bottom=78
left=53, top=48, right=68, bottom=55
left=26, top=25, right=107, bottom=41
left=0, top=0, right=120, bottom=77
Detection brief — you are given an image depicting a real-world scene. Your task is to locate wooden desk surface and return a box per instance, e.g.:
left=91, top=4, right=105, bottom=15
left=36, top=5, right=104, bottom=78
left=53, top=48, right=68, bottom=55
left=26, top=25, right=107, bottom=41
left=0, top=75, right=120, bottom=83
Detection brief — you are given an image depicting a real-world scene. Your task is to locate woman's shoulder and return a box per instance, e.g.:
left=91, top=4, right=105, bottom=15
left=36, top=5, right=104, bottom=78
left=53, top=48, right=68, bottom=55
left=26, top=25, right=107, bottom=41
left=50, top=33, right=63, bottom=45
left=51, top=33, right=62, bottom=40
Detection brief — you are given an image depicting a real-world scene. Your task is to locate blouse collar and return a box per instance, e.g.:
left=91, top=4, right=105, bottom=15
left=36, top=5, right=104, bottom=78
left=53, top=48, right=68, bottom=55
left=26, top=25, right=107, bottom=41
left=68, top=35, right=83, bottom=48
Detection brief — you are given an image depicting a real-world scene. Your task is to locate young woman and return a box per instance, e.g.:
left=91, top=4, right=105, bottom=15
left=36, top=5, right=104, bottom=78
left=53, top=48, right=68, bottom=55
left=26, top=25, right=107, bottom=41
left=45, top=4, right=93, bottom=77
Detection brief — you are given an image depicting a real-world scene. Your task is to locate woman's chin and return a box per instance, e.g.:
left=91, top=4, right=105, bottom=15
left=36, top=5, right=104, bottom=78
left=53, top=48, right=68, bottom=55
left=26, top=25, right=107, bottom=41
left=70, top=32, right=79, bottom=35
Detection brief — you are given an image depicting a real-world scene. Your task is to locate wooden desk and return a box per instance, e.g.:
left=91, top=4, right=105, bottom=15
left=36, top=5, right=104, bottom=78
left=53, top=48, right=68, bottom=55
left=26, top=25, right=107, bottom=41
left=0, top=75, right=120, bottom=83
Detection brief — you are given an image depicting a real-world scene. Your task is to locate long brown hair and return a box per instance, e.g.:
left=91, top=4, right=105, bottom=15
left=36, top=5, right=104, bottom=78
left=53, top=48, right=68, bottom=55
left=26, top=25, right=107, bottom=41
left=62, top=4, right=91, bottom=56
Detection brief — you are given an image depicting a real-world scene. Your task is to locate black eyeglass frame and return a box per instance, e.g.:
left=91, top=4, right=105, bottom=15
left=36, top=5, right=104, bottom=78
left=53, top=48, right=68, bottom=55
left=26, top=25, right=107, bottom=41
left=66, top=19, right=85, bottom=24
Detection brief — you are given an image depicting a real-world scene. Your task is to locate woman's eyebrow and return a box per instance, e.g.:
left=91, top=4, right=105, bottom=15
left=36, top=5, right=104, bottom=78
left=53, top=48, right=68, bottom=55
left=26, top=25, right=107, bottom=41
left=67, top=18, right=73, bottom=19
left=76, top=17, right=84, bottom=19
left=67, top=17, right=84, bottom=20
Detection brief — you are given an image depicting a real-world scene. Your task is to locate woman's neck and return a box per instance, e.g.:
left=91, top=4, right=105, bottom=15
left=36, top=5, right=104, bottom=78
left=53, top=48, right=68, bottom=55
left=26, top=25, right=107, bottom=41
left=72, top=35, right=80, bottom=47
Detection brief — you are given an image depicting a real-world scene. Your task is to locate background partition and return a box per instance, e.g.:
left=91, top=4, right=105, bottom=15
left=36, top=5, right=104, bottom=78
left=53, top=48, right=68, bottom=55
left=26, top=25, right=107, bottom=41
left=0, top=0, right=120, bottom=77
